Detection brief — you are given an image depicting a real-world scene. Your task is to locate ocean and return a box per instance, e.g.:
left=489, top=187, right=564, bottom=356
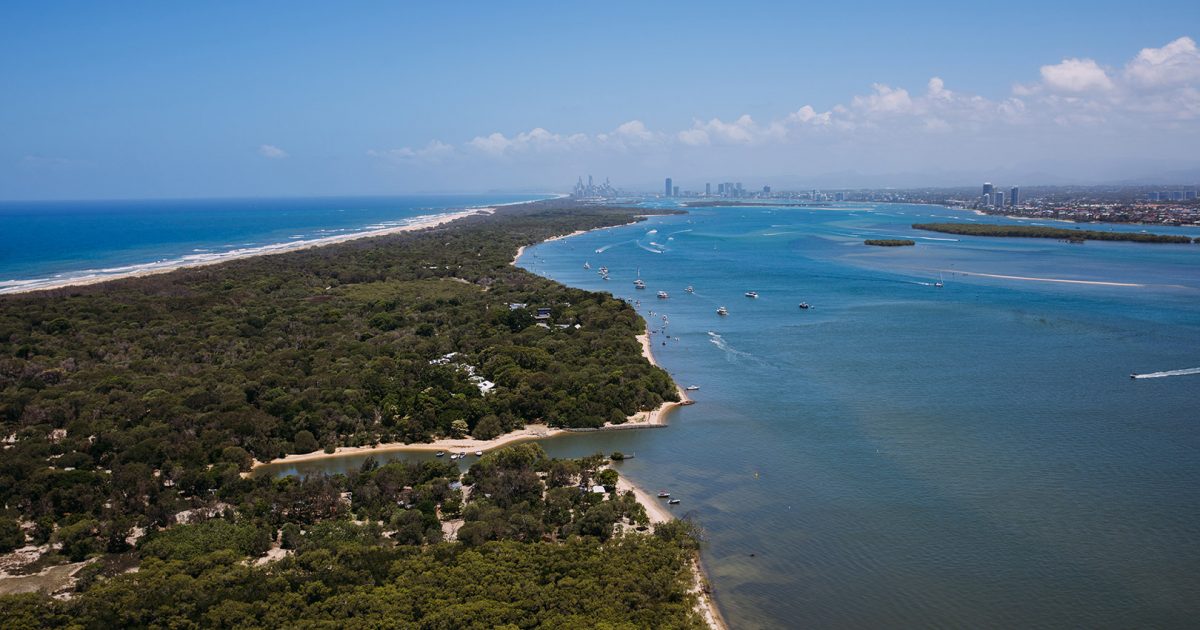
left=249, top=200, right=1200, bottom=628
left=0, top=194, right=549, bottom=293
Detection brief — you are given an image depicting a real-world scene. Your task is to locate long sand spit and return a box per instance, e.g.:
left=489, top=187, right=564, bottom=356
left=249, top=216, right=721, bottom=628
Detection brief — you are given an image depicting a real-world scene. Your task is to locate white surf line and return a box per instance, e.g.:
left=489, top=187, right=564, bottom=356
left=1132, top=367, right=1200, bottom=379
left=946, top=270, right=1144, bottom=287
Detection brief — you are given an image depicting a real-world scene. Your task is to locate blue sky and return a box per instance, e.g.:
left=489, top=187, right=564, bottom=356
left=3, top=1, right=1199, bottom=199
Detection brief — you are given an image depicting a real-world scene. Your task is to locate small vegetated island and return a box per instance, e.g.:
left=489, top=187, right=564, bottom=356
left=0, top=200, right=718, bottom=628
left=912, top=222, right=1196, bottom=244
left=864, top=239, right=915, bottom=247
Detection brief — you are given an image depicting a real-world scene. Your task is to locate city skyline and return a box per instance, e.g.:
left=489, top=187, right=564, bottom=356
left=3, top=2, right=1200, bottom=199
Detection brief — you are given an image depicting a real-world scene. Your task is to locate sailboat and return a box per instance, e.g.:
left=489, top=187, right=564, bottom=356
left=583, top=261, right=591, bottom=270
left=634, top=267, right=646, bottom=289
left=934, top=272, right=944, bottom=288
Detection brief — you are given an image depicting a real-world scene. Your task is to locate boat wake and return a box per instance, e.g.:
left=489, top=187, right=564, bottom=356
left=637, top=242, right=665, bottom=254
left=594, top=240, right=634, bottom=254
left=707, top=331, right=757, bottom=363
left=1131, top=367, right=1200, bottom=379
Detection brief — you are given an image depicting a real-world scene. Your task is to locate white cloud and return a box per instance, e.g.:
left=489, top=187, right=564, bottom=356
left=1125, top=36, right=1200, bottom=87
left=1039, top=58, right=1114, bottom=93
left=258, top=144, right=289, bottom=159
left=852, top=83, right=914, bottom=114
left=363, top=36, right=1200, bottom=177
left=368, top=140, right=455, bottom=163
left=466, top=127, right=588, bottom=156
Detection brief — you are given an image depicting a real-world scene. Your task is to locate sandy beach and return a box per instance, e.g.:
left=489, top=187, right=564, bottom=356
left=1, top=207, right=494, bottom=296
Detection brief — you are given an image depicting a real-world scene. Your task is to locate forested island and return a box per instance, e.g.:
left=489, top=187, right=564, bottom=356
left=864, top=239, right=915, bottom=247
left=0, top=200, right=717, bottom=627
left=912, top=222, right=1196, bottom=244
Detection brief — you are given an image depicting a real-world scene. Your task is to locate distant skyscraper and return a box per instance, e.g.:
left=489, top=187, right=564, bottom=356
left=982, top=182, right=993, bottom=204
left=673, top=186, right=680, bottom=197
left=717, top=183, right=725, bottom=195
left=705, top=183, right=711, bottom=196
left=1186, top=191, right=1197, bottom=200
left=994, top=191, right=1004, bottom=207
left=835, top=191, right=845, bottom=201
left=1010, top=186, right=1019, bottom=207
left=1172, top=191, right=1183, bottom=201
left=665, top=177, right=673, bottom=197
left=762, top=185, right=771, bottom=194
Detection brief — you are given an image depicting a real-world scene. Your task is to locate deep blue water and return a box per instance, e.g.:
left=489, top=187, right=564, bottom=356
left=259, top=201, right=1200, bottom=628
left=0, top=194, right=548, bottom=292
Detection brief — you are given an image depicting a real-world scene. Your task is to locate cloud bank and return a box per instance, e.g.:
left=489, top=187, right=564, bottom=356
left=367, top=37, right=1200, bottom=186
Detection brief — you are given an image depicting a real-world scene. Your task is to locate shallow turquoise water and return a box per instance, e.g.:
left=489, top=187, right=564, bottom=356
left=267, top=202, right=1200, bottom=628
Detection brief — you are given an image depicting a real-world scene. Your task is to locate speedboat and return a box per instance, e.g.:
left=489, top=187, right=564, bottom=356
left=474, top=450, right=483, bottom=456
left=668, top=499, right=681, bottom=505
left=685, top=385, right=700, bottom=391
left=716, top=306, right=728, bottom=316
left=745, top=291, right=758, bottom=298
left=798, top=302, right=811, bottom=310
left=657, top=491, right=670, bottom=498
left=435, top=451, right=444, bottom=457
left=657, top=291, right=669, bottom=299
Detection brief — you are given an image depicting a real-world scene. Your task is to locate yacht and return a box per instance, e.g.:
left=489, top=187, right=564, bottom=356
left=716, top=306, right=729, bottom=316
left=745, top=291, right=758, bottom=298
left=634, top=279, right=646, bottom=289
left=685, top=385, right=700, bottom=391
left=657, top=290, right=669, bottom=299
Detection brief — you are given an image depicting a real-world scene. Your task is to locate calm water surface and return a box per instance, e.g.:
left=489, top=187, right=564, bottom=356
left=265, top=202, right=1200, bottom=629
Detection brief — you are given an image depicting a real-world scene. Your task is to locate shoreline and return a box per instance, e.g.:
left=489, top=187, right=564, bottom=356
left=0, top=205, right=507, bottom=297
left=1, top=193, right=571, bottom=297
left=249, top=325, right=687, bottom=473
left=237, top=213, right=722, bottom=628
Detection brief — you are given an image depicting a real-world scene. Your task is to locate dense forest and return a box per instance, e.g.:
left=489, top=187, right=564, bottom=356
left=912, top=222, right=1196, bottom=243
left=0, top=444, right=709, bottom=628
left=0, top=200, right=703, bottom=626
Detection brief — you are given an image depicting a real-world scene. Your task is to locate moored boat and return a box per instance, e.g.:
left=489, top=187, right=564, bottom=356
left=657, top=290, right=669, bottom=299
left=716, top=306, right=728, bottom=316
left=798, top=302, right=811, bottom=309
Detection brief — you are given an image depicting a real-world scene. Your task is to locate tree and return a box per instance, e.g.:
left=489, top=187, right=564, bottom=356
left=293, top=430, right=319, bottom=454
left=0, top=517, right=24, bottom=552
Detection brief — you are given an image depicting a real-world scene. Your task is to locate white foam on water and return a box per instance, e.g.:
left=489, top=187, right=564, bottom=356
left=1132, top=367, right=1200, bottom=379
